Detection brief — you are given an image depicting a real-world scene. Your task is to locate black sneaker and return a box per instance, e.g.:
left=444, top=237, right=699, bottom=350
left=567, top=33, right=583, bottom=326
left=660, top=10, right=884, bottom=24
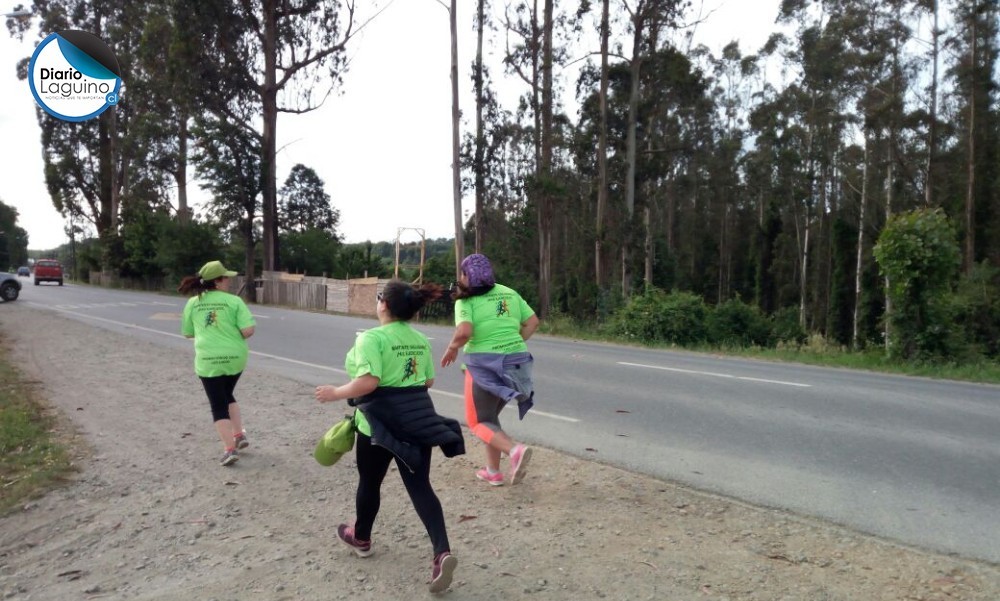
left=220, top=449, right=239, bottom=466
left=234, top=432, right=250, bottom=450
left=337, top=524, right=373, bottom=558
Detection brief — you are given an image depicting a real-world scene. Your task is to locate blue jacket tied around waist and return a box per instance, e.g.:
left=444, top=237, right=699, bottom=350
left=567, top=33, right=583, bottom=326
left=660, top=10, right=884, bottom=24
left=464, top=352, right=535, bottom=419
left=350, top=386, right=465, bottom=473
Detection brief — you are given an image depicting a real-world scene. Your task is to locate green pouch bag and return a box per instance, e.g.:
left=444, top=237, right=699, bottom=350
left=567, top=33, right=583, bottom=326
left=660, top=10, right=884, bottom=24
left=314, top=414, right=356, bottom=466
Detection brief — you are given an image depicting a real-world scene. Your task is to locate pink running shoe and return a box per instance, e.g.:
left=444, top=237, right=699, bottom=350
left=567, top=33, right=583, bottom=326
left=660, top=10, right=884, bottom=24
left=336, top=524, right=373, bottom=558
left=509, top=444, right=533, bottom=485
left=476, top=468, right=504, bottom=486
left=429, top=551, right=458, bottom=593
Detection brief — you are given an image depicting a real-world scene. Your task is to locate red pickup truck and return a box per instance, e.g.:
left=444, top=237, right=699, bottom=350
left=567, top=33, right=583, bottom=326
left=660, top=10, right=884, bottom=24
left=34, top=259, right=63, bottom=286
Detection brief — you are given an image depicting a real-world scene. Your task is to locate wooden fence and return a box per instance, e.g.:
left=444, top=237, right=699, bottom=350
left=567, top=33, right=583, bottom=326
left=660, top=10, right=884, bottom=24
left=93, top=271, right=449, bottom=320
left=236, top=272, right=387, bottom=316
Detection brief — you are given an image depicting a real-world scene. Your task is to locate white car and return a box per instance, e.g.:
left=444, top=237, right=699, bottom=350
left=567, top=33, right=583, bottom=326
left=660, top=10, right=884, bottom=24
left=0, top=272, right=21, bottom=301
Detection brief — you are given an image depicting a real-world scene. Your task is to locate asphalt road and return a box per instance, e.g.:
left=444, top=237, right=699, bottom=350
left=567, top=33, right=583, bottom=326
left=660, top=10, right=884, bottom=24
left=13, top=280, right=1000, bottom=564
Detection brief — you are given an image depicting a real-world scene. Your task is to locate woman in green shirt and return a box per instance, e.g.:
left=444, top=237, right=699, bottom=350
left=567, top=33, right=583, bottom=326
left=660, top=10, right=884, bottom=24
left=315, top=280, right=463, bottom=594
left=180, top=261, right=256, bottom=467
left=440, top=253, right=540, bottom=486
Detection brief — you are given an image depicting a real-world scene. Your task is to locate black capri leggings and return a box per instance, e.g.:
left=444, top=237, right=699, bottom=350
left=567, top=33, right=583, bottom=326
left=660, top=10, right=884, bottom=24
left=353, top=433, right=450, bottom=556
left=199, top=373, right=242, bottom=422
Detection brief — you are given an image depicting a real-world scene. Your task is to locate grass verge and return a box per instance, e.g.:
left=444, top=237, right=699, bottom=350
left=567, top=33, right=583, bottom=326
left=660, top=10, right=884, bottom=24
left=0, top=338, right=75, bottom=515
left=537, top=315, right=1000, bottom=385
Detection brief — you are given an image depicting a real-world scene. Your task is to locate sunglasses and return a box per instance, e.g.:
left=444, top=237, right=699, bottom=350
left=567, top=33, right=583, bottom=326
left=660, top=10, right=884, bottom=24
left=377, top=292, right=384, bottom=302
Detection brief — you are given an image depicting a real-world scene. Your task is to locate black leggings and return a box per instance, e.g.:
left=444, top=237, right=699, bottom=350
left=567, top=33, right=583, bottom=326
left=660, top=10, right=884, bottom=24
left=353, top=433, right=450, bottom=556
left=199, top=373, right=242, bottom=421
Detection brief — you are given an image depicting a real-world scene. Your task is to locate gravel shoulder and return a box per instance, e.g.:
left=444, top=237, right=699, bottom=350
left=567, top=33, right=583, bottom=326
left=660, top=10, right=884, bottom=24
left=0, top=304, right=997, bottom=601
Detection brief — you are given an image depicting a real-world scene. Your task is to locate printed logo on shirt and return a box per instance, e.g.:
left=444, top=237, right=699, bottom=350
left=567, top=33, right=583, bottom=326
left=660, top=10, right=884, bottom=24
left=402, top=357, right=418, bottom=381
left=495, top=298, right=510, bottom=317
left=204, top=310, right=218, bottom=327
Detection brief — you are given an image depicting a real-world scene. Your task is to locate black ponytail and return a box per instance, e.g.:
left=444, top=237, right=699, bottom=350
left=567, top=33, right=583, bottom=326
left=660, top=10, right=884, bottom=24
left=178, top=275, right=218, bottom=297
left=382, top=280, right=443, bottom=321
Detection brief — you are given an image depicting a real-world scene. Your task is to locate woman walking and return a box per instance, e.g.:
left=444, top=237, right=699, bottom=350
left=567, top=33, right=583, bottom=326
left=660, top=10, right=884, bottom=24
left=315, top=280, right=464, bottom=594
left=180, top=260, right=256, bottom=467
left=440, top=253, right=539, bottom=486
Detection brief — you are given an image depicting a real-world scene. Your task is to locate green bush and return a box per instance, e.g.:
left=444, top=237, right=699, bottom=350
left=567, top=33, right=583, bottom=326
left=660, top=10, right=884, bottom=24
left=874, top=209, right=961, bottom=360
left=611, top=289, right=708, bottom=345
left=771, top=306, right=807, bottom=346
left=950, top=262, right=1000, bottom=358
left=706, top=298, right=774, bottom=348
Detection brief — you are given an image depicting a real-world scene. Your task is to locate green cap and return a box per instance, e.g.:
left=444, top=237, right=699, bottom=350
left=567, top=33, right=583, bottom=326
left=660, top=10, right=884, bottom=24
left=198, top=260, right=237, bottom=281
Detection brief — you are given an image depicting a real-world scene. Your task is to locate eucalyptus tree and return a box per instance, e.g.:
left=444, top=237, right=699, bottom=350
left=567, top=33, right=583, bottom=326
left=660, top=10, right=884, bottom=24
left=192, top=114, right=262, bottom=297
left=947, top=0, right=1000, bottom=272
left=636, top=46, right=714, bottom=293
left=595, top=0, right=611, bottom=289
left=472, top=0, right=490, bottom=252
left=920, top=0, right=942, bottom=208
left=6, top=0, right=153, bottom=266
left=705, top=41, right=760, bottom=301
left=132, top=0, right=241, bottom=224
left=502, top=0, right=580, bottom=316
left=451, top=0, right=465, bottom=278
left=617, top=0, right=688, bottom=298
left=774, top=0, right=859, bottom=330
left=235, top=0, right=359, bottom=273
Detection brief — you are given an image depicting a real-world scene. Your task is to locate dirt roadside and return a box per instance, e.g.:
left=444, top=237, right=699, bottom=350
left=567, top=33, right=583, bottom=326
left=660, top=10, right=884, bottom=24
left=0, top=303, right=997, bottom=601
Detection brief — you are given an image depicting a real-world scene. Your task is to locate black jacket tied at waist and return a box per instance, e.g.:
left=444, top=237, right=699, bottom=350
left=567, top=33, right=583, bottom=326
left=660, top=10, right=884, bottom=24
left=349, top=386, right=465, bottom=473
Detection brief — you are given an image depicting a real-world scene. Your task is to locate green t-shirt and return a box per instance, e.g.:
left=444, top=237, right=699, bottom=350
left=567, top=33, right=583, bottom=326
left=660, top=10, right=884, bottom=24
left=346, top=321, right=435, bottom=436
left=454, top=284, right=535, bottom=355
left=181, top=291, right=255, bottom=377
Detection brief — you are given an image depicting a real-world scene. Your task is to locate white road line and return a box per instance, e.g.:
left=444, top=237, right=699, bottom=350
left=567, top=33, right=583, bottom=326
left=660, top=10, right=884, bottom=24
left=736, top=376, right=812, bottom=388
left=35, top=304, right=583, bottom=420
left=428, top=388, right=580, bottom=422
left=618, top=361, right=812, bottom=388
left=251, top=350, right=346, bottom=374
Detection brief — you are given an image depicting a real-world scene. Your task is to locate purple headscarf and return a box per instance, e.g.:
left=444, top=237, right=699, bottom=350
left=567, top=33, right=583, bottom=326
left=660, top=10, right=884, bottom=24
left=460, top=253, right=496, bottom=288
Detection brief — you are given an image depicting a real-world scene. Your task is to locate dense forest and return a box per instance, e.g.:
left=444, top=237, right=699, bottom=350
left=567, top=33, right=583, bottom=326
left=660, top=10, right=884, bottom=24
left=6, top=0, right=999, bottom=362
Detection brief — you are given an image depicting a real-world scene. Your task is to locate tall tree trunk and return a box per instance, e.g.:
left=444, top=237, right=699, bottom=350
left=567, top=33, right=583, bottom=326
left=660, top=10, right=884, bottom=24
left=924, top=0, right=939, bottom=207
left=799, top=123, right=815, bottom=329
left=450, top=0, right=464, bottom=280
left=852, top=138, right=869, bottom=350
left=97, top=107, right=114, bottom=267
left=800, top=221, right=810, bottom=329
left=177, top=112, right=190, bottom=223
left=643, top=124, right=654, bottom=289
left=718, top=194, right=728, bottom=302
left=885, top=24, right=902, bottom=350
left=243, top=210, right=256, bottom=303
left=261, top=0, right=279, bottom=272
left=964, top=2, right=977, bottom=275
left=109, top=105, right=119, bottom=237
left=473, top=0, right=486, bottom=252
left=644, top=203, right=653, bottom=287
left=537, top=0, right=554, bottom=317
left=595, top=0, right=609, bottom=289
left=885, top=149, right=895, bottom=351
left=623, top=22, right=642, bottom=298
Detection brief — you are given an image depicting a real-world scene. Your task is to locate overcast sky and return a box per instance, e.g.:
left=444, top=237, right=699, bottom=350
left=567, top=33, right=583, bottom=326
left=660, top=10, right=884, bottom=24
left=0, top=0, right=781, bottom=252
